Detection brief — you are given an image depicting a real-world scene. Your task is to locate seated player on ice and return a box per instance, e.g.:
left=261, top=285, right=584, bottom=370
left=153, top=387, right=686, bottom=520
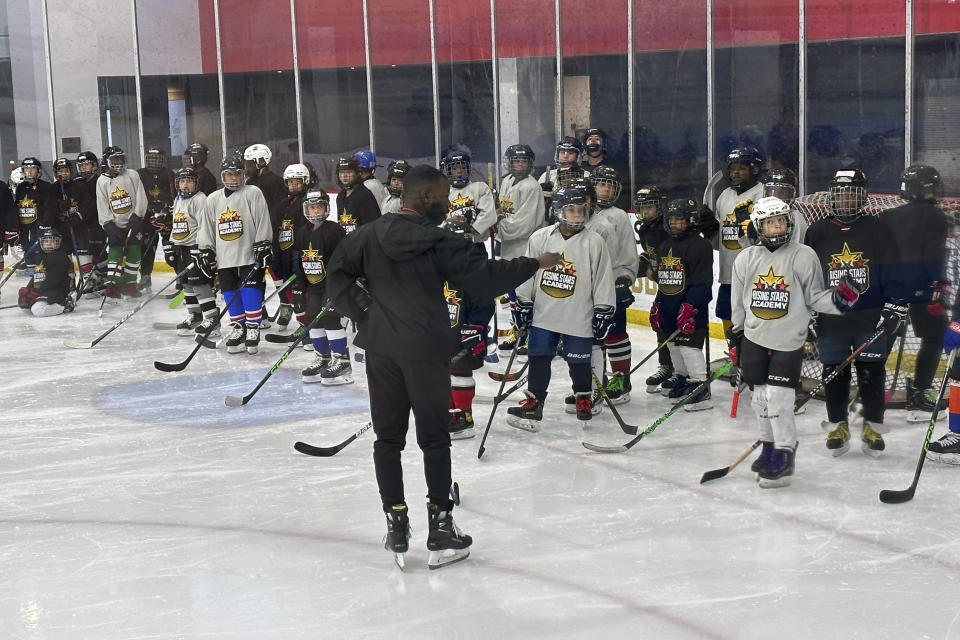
left=18, top=226, right=75, bottom=317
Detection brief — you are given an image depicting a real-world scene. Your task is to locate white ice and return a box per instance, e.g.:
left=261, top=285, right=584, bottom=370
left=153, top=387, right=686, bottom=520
left=1, top=268, right=959, bottom=639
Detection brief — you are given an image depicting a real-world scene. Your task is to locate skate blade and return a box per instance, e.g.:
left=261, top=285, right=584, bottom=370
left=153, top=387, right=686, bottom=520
left=683, top=401, right=713, bottom=412
left=449, top=428, right=476, bottom=440
left=564, top=404, right=577, bottom=415
left=246, top=347, right=259, bottom=355
left=301, top=375, right=324, bottom=384
left=394, top=552, right=406, bottom=570
left=608, top=394, right=630, bottom=406
left=860, top=443, right=883, bottom=459
left=646, top=385, right=663, bottom=393
left=226, top=345, right=246, bottom=354
left=907, top=410, right=946, bottom=424
left=928, top=451, right=960, bottom=465
left=428, top=547, right=470, bottom=570
left=827, top=442, right=850, bottom=457
left=793, top=405, right=807, bottom=415
left=506, top=416, right=539, bottom=432
left=320, top=375, right=354, bottom=386
left=757, top=476, right=792, bottom=489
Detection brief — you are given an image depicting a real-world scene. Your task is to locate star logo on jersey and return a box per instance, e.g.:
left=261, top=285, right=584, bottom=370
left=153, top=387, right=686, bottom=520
left=826, top=241, right=870, bottom=293
left=148, top=185, right=161, bottom=200
left=449, top=194, right=473, bottom=210
left=444, top=282, right=462, bottom=326
left=109, top=186, right=133, bottom=215
left=656, top=249, right=685, bottom=295
left=301, top=243, right=326, bottom=284
left=499, top=197, right=515, bottom=215
left=17, top=195, right=38, bottom=224
left=539, top=252, right=578, bottom=298
left=33, top=261, right=46, bottom=284
left=170, top=210, right=189, bottom=242
left=750, top=266, right=790, bottom=320
left=278, top=218, right=294, bottom=249
left=340, top=210, right=358, bottom=234
left=217, top=207, right=243, bottom=241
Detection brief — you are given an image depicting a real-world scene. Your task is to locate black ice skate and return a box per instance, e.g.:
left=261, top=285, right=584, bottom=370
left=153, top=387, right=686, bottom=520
left=906, top=379, right=947, bottom=424
left=604, top=372, right=631, bottom=405
left=300, top=353, right=331, bottom=383
left=384, top=503, right=410, bottom=570
left=320, top=353, right=354, bottom=386
left=661, top=373, right=686, bottom=397
left=244, top=323, right=260, bottom=354
left=681, top=380, right=713, bottom=412
left=750, top=441, right=774, bottom=473
left=926, top=431, right=960, bottom=464
left=426, top=503, right=471, bottom=570
left=821, top=420, right=850, bottom=457
left=575, top=392, right=595, bottom=421
left=177, top=313, right=203, bottom=337
left=449, top=409, right=475, bottom=440
left=507, top=391, right=544, bottom=432
left=860, top=422, right=885, bottom=458
left=757, top=443, right=797, bottom=489
left=276, top=303, right=294, bottom=327
left=225, top=322, right=247, bottom=354
left=194, top=316, right=221, bottom=340
left=645, top=365, right=673, bottom=393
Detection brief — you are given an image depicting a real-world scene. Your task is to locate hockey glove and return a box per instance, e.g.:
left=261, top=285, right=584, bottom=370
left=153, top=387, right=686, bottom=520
left=18, top=286, right=39, bottom=309
left=127, top=215, right=143, bottom=236
left=877, top=300, right=908, bottom=336
left=928, top=281, right=947, bottom=316
left=733, top=200, right=754, bottom=238
left=291, top=286, right=306, bottom=314
left=592, top=305, right=615, bottom=340
left=150, top=211, right=172, bottom=232
left=614, top=276, right=636, bottom=307
left=697, top=205, right=719, bottom=239
left=193, top=248, right=217, bottom=281
left=513, top=299, right=534, bottom=331
left=4, top=230, right=20, bottom=246
left=540, top=181, right=554, bottom=194
left=944, top=319, right=960, bottom=355
left=831, top=274, right=860, bottom=313
left=252, top=240, right=273, bottom=267
left=67, top=207, right=82, bottom=226
left=725, top=326, right=743, bottom=387
left=460, top=323, right=487, bottom=357
left=163, top=243, right=177, bottom=268
left=677, top=302, right=698, bottom=335
left=649, top=301, right=662, bottom=333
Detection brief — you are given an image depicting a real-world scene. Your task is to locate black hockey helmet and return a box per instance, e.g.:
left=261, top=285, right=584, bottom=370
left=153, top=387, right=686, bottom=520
left=39, top=225, right=62, bottom=253
left=552, top=186, right=590, bottom=231
left=20, top=157, right=42, bottom=183
left=220, top=153, right=246, bottom=190
left=101, top=146, right=126, bottom=176
left=828, top=168, right=868, bottom=223
left=440, top=148, right=471, bottom=188
left=726, top=146, right=763, bottom=186
left=387, top=160, right=411, bottom=196
left=568, top=176, right=596, bottom=207
left=582, top=128, right=606, bottom=155
left=76, top=151, right=99, bottom=177
left=302, top=190, right=331, bottom=223
left=183, top=142, right=209, bottom=168
left=899, top=164, right=943, bottom=202
left=664, top=198, right=698, bottom=237
left=145, top=147, right=167, bottom=171
left=302, top=161, right=319, bottom=189
left=175, top=167, right=198, bottom=197
left=762, top=167, right=799, bottom=203
left=589, top=165, right=621, bottom=207
left=554, top=136, right=583, bottom=167
left=634, top=185, right=666, bottom=221
left=53, top=157, right=74, bottom=180
left=504, top=144, right=535, bottom=179
left=336, top=156, right=361, bottom=188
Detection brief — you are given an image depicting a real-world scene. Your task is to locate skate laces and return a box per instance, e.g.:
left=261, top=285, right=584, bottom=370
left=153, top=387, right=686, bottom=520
left=605, top=373, right=625, bottom=393
left=861, top=423, right=883, bottom=443
left=518, top=391, right=538, bottom=410
left=575, top=394, right=592, bottom=412
left=827, top=422, right=850, bottom=440
left=227, top=323, right=245, bottom=339
left=937, top=432, right=960, bottom=446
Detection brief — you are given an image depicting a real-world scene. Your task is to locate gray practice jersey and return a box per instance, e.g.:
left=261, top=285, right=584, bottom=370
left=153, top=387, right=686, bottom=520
left=381, top=193, right=402, bottom=214
left=448, top=181, right=497, bottom=237
left=587, top=205, right=639, bottom=283
left=517, top=224, right=615, bottom=339
left=198, top=185, right=272, bottom=269
left=169, top=192, right=209, bottom=247
left=96, top=170, right=147, bottom=229
left=497, top=174, right=544, bottom=260
left=731, top=242, right=841, bottom=352
left=715, top=182, right=764, bottom=284
left=363, top=177, right=390, bottom=210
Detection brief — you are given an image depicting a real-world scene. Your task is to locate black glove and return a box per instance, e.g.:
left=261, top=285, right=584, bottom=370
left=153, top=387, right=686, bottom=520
left=252, top=240, right=273, bottom=267
left=194, top=248, right=217, bottom=280
left=832, top=274, right=861, bottom=312
left=592, top=305, right=615, bottom=340
left=163, top=243, right=177, bottom=268
left=878, top=300, right=908, bottom=336
left=512, top=299, right=534, bottom=331
left=541, top=181, right=553, bottom=194
left=127, top=215, right=143, bottom=234
left=697, top=204, right=719, bottom=238
left=614, top=276, right=636, bottom=307
left=291, top=286, right=306, bottom=313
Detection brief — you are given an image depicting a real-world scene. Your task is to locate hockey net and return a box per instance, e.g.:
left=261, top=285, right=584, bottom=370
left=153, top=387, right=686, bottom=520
left=792, top=193, right=960, bottom=405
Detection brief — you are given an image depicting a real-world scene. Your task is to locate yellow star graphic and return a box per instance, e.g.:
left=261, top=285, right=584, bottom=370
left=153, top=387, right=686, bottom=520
left=301, top=243, right=321, bottom=262
left=443, top=283, right=461, bottom=306
left=830, top=242, right=868, bottom=269
left=755, top=266, right=788, bottom=290
left=18, top=196, right=35, bottom=208
left=148, top=185, right=161, bottom=199
left=660, top=249, right=681, bottom=269
left=110, top=186, right=128, bottom=199
left=449, top=194, right=472, bottom=209
left=221, top=207, right=239, bottom=221
left=500, top=197, right=515, bottom=212
left=553, top=251, right=575, bottom=273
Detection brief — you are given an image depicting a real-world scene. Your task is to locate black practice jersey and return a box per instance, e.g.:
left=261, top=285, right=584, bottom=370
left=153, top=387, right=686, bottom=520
left=336, top=184, right=381, bottom=234
left=14, top=180, right=58, bottom=230
left=653, top=231, right=714, bottom=332
left=273, top=193, right=306, bottom=253
left=293, top=219, right=346, bottom=290
left=195, top=167, right=217, bottom=196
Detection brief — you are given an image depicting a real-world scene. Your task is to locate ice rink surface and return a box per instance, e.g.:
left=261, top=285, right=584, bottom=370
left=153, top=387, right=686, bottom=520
left=2, top=271, right=960, bottom=639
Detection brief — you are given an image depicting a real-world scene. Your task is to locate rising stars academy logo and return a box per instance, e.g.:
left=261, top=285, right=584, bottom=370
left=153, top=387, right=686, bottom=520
left=656, top=249, right=685, bottom=295
left=301, top=244, right=326, bottom=284
left=110, top=186, right=133, bottom=215
left=444, top=283, right=462, bottom=327
left=18, top=195, right=37, bottom=224
left=449, top=193, right=477, bottom=225
left=750, top=266, right=790, bottom=320
left=539, top=253, right=577, bottom=298
left=339, top=209, right=358, bottom=234
left=170, top=209, right=189, bottom=242
left=499, top=196, right=515, bottom=215
left=217, top=207, right=243, bottom=241
left=278, top=219, right=295, bottom=250
left=827, top=242, right=870, bottom=293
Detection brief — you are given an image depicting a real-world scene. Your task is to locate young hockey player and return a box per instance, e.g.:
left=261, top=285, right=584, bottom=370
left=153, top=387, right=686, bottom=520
left=588, top=166, right=639, bottom=403
left=244, top=144, right=285, bottom=216
left=506, top=186, right=615, bottom=429
left=649, top=198, right=714, bottom=410
left=442, top=148, right=497, bottom=244
left=581, top=128, right=607, bottom=173
left=295, top=190, right=351, bottom=384
left=165, top=168, right=216, bottom=337
left=96, top=146, right=148, bottom=298
left=715, top=147, right=765, bottom=333
left=355, top=150, right=390, bottom=208
left=728, top=196, right=861, bottom=487
left=18, top=226, right=75, bottom=316
left=137, top=147, right=175, bottom=291
left=51, top=158, right=78, bottom=257
left=539, top=137, right=586, bottom=217
left=335, top=156, right=381, bottom=235
left=804, top=169, right=900, bottom=457
left=196, top=153, right=273, bottom=354
left=382, top=160, right=409, bottom=214
left=14, top=156, right=58, bottom=275
left=71, top=151, right=106, bottom=294
left=634, top=185, right=676, bottom=393
left=266, top=163, right=313, bottom=328
left=884, top=164, right=950, bottom=422
left=183, top=143, right=217, bottom=195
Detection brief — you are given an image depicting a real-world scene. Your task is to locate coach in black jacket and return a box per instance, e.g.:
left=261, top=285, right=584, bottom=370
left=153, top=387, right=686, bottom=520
left=327, top=165, right=560, bottom=561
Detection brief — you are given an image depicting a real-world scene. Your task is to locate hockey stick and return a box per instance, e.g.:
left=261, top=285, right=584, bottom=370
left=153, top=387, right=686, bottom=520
left=168, top=289, right=185, bottom=309
left=224, top=302, right=332, bottom=406
left=154, top=262, right=261, bottom=372
left=590, top=370, right=638, bottom=435
left=703, top=169, right=724, bottom=211
left=294, top=421, right=372, bottom=457
left=730, top=367, right=746, bottom=418
left=0, top=303, right=18, bottom=311
left=879, top=347, right=958, bottom=504
left=582, top=361, right=732, bottom=453
left=0, top=257, right=26, bottom=290
left=699, top=439, right=762, bottom=484
left=486, top=228, right=500, bottom=364
left=63, top=264, right=194, bottom=349
left=794, top=327, right=885, bottom=412
left=488, top=358, right=530, bottom=382
left=628, top=329, right=681, bottom=376
left=478, top=328, right=527, bottom=459
left=884, top=329, right=907, bottom=403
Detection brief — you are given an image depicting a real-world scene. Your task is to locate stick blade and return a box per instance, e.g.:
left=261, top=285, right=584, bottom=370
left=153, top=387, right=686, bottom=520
left=582, top=441, right=629, bottom=454
left=879, top=488, right=916, bottom=504
left=700, top=468, right=730, bottom=484
left=294, top=438, right=352, bottom=457
left=63, top=340, right=94, bottom=349
left=224, top=396, right=246, bottom=407
left=154, top=360, right=187, bottom=373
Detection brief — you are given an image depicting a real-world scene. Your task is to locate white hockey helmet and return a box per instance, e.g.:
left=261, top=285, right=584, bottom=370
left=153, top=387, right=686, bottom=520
left=243, top=143, right=272, bottom=168
left=750, top=196, right=793, bottom=249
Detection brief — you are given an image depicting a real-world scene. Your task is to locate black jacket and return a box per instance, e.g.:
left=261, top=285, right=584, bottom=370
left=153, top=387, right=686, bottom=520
left=0, top=181, right=14, bottom=232
left=327, top=211, right=540, bottom=362
left=881, top=201, right=947, bottom=303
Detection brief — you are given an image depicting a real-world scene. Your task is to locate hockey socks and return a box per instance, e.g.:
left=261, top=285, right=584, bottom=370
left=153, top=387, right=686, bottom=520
left=604, top=333, right=632, bottom=374
left=950, top=383, right=960, bottom=434
left=450, top=373, right=476, bottom=412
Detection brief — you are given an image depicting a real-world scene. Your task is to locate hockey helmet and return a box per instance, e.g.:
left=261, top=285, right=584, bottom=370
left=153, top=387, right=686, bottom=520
left=504, top=144, right=535, bottom=179
left=175, top=167, right=198, bottom=197
left=302, top=161, right=319, bottom=190
left=102, top=146, right=126, bottom=176
left=183, top=142, right=209, bottom=168
left=750, top=196, right=793, bottom=249
left=53, top=157, right=74, bottom=181
left=582, top=128, right=606, bottom=155
left=899, top=164, right=943, bottom=202
left=440, top=149, right=471, bottom=189
left=556, top=166, right=582, bottom=189
left=39, top=225, right=62, bottom=253
left=283, top=163, right=311, bottom=194
left=634, top=185, right=666, bottom=221
left=828, top=169, right=867, bottom=223
left=726, top=146, right=763, bottom=185
left=387, top=160, right=411, bottom=197
left=555, top=136, right=583, bottom=168
left=552, top=186, right=590, bottom=232
left=21, top=156, right=42, bottom=183
left=354, top=149, right=377, bottom=171
left=336, top=156, right=361, bottom=188
left=220, top=153, right=246, bottom=190
left=762, top=168, right=799, bottom=203
left=302, top=190, right=331, bottom=224
left=145, top=147, right=167, bottom=172
left=243, top=143, right=272, bottom=168
left=76, top=151, right=99, bottom=177
left=589, top=166, right=621, bottom=207
left=664, top=198, right=698, bottom=237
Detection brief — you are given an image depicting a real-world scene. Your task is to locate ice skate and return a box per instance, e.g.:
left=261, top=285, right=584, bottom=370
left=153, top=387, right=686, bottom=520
left=822, top=420, right=850, bottom=457
left=860, top=422, right=885, bottom=458
left=507, top=391, right=544, bottom=432
left=176, top=313, right=203, bottom=336
left=645, top=365, right=673, bottom=393
left=276, top=303, right=293, bottom=327
left=661, top=373, right=686, bottom=397
left=604, top=372, right=631, bottom=405
left=301, top=353, right=331, bottom=383
left=906, top=380, right=947, bottom=423
left=666, top=375, right=690, bottom=399
left=750, top=441, right=774, bottom=473
left=225, top=322, right=247, bottom=354
left=757, top=444, right=797, bottom=489
left=104, top=281, right=121, bottom=299
left=564, top=388, right=601, bottom=415
left=426, top=503, right=471, bottom=570
left=926, top=431, right=960, bottom=464
left=575, top=392, right=595, bottom=422
left=448, top=410, right=475, bottom=440
left=384, top=503, right=410, bottom=570
left=122, top=282, right=142, bottom=298
left=137, top=274, right=152, bottom=292
left=194, top=316, right=221, bottom=340
left=682, top=380, right=713, bottom=411
left=320, top=353, right=354, bottom=385
left=244, top=324, right=260, bottom=354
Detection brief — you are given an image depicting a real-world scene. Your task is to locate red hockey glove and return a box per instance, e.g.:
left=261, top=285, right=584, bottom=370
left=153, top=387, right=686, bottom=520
left=649, top=302, right=662, bottom=332
left=677, top=302, right=698, bottom=335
